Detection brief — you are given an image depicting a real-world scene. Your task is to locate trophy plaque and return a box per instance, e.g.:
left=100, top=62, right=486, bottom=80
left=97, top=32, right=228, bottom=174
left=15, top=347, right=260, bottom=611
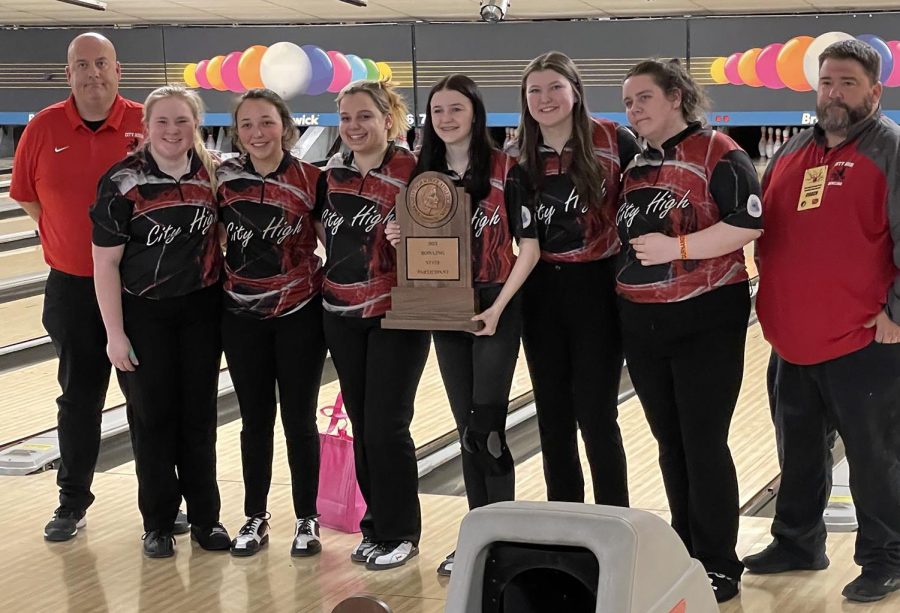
left=382, top=171, right=482, bottom=332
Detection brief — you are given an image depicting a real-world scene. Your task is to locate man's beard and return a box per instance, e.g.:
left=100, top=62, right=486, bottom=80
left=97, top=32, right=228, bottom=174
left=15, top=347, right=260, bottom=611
left=817, top=95, right=874, bottom=135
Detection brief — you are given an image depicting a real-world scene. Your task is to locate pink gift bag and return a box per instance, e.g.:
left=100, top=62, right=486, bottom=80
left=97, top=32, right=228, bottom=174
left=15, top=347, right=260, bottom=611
left=317, top=392, right=367, bottom=533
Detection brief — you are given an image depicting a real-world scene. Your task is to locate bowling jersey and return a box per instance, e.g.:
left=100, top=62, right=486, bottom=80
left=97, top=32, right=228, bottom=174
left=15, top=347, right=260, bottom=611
left=11, top=94, right=144, bottom=276
left=435, top=149, right=537, bottom=287
left=511, top=118, right=640, bottom=263
left=314, top=144, right=415, bottom=318
left=616, top=123, right=761, bottom=304
left=91, top=147, right=221, bottom=299
left=756, top=115, right=900, bottom=365
left=217, top=151, right=323, bottom=318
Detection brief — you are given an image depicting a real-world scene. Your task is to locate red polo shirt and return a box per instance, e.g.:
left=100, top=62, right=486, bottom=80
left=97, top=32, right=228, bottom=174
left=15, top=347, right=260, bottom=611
left=11, top=94, right=144, bottom=276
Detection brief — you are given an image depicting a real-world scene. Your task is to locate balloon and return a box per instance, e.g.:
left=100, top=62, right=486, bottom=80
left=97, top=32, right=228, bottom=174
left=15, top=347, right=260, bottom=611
left=206, top=55, right=227, bottom=92
left=182, top=63, right=199, bottom=88
left=886, top=41, right=900, bottom=87
left=260, top=42, right=312, bottom=99
left=738, top=48, right=764, bottom=87
left=195, top=60, right=212, bottom=89
left=724, top=53, right=744, bottom=85
left=327, top=51, right=352, bottom=93
left=803, top=32, right=855, bottom=90
left=238, top=45, right=267, bottom=90
left=777, top=36, right=814, bottom=92
left=756, top=43, right=785, bottom=89
left=345, top=54, right=368, bottom=83
left=376, top=61, right=393, bottom=82
left=362, top=58, right=380, bottom=81
left=857, top=34, right=894, bottom=82
left=302, top=45, right=333, bottom=96
left=220, top=51, right=245, bottom=93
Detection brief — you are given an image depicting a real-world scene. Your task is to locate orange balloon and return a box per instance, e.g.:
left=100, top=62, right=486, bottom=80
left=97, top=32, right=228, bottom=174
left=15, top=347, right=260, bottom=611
left=709, top=57, right=728, bottom=84
left=776, top=36, right=814, bottom=92
left=738, top=48, right=764, bottom=87
left=238, top=45, right=267, bottom=90
left=207, top=55, right=227, bottom=91
left=182, top=63, right=199, bottom=88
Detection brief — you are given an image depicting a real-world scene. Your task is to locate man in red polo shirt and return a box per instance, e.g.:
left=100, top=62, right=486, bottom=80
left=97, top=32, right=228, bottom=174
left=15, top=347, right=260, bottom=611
left=745, top=39, right=900, bottom=604
left=10, top=32, right=191, bottom=541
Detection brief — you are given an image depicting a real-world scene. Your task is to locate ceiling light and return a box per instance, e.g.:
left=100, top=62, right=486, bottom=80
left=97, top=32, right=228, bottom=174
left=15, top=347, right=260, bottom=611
left=480, top=0, right=510, bottom=23
left=57, top=0, right=107, bottom=10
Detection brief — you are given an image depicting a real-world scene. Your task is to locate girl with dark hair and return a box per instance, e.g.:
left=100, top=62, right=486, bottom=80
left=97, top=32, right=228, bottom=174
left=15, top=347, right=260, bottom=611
left=514, top=51, right=639, bottom=509
left=314, top=80, right=429, bottom=571
left=386, top=74, right=539, bottom=576
left=618, top=58, right=762, bottom=602
left=91, top=86, right=229, bottom=558
left=217, top=89, right=327, bottom=558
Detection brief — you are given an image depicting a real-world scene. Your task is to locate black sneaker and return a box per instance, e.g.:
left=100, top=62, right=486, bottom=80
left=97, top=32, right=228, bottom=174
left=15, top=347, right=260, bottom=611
left=173, top=509, right=190, bottom=535
left=44, top=507, right=86, bottom=542
left=190, top=522, right=231, bottom=551
left=365, top=541, right=419, bottom=571
left=230, top=514, right=270, bottom=557
left=437, top=551, right=455, bottom=577
left=708, top=572, right=740, bottom=603
left=142, top=530, right=175, bottom=558
left=291, top=517, right=321, bottom=557
left=742, top=542, right=829, bottom=574
left=350, top=535, right=377, bottom=563
left=842, top=571, right=900, bottom=602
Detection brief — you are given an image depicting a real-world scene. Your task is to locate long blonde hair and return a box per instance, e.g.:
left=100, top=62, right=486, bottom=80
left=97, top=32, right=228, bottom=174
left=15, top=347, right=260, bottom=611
left=143, top=85, right=217, bottom=188
left=517, top=51, right=605, bottom=207
left=336, top=79, right=410, bottom=141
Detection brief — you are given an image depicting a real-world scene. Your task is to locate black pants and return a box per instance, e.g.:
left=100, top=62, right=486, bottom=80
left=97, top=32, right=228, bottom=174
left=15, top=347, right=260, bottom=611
left=222, top=297, right=327, bottom=518
left=119, top=285, right=222, bottom=532
left=41, top=269, right=113, bottom=513
left=619, top=281, right=750, bottom=578
left=522, top=258, right=628, bottom=506
left=771, top=341, right=900, bottom=575
left=323, top=311, right=429, bottom=544
left=433, top=285, right=521, bottom=510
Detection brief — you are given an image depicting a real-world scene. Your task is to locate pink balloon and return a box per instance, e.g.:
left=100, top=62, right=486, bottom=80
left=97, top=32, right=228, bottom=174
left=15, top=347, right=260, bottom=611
left=327, top=50, right=352, bottom=93
left=886, top=41, right=900, bottom=87
left=756, top=43, right=786, bottom=89
left=220, top=51, right=245, bottom=93
left=724, top=53, right=744, bottom=85
left=195, top=60, right=212, bottom=89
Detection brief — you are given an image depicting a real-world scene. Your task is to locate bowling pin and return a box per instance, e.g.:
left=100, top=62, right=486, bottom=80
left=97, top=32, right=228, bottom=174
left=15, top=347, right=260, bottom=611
left=758, top=127, right=767, bottom=160
left=765, top=127, right=774, bottom=158
left=773, top=128, right=782, bottom=155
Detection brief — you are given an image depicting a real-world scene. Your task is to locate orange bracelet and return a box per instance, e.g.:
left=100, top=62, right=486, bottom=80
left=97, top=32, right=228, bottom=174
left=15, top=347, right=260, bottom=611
left=678, top=235, right=688, bottom=260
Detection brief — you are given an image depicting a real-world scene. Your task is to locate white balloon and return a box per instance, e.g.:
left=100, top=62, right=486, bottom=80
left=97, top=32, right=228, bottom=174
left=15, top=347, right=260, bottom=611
left=259, top=41, right=312, bottom=99
left=803, top=32, right=855, bottom=90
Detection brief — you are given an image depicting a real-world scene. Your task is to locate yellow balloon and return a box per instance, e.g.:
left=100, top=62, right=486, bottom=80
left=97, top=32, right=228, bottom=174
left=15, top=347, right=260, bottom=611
left=207, top=55, right=228, bottom=92
left=183, top=63, right=199, bottom=88
left=709, top=57, right=728, bottom=85
left=376, top=61, right=393, bottom=82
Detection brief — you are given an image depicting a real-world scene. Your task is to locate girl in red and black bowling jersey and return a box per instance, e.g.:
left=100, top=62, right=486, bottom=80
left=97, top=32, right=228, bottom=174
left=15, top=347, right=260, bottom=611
left=91, top=86, right=230, bottom=558
left=514, top=51, right=639, bottom=507
left=314, top=80, right=429, bottom=571
left=618, top=59, right=762, bottom=602
left=217, top=89, right=326, bottom=558
left=386, top=74, right=540, bottom=576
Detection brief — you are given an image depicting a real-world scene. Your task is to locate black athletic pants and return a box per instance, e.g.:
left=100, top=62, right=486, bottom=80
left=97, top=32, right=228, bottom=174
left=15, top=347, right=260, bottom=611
left=522, top=257, right=629, bottom=506
left=323, top=311, right=429, bottom=544
left=771, top=340, right=900, bottom=576
left=222, top=297, right=327, bottom=519
left=119, top=284, right=222, bottom=532
left=433, top=285, right=521, bottom=510
left=619, top=281, right=750, bottom=578
left=42, top=269, right=113, bottom=513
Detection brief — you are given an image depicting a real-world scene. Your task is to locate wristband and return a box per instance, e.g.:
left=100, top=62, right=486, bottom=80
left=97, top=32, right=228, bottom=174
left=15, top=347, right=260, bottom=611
left=678, top=235, right=688, bottom=260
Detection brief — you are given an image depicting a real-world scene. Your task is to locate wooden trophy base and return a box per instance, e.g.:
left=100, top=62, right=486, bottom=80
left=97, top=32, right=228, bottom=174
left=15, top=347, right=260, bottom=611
left=382, top=287, right=483, bottom=332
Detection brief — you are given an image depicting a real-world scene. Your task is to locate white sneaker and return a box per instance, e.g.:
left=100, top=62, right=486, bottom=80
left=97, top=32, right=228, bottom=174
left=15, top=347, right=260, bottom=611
left=365, top=541, right=419, bottom=571
left=350, top=535, right=377, bottom=563
left=230, top=513, right=269, bottom=557
left=290, top=517, right=321, bottom=557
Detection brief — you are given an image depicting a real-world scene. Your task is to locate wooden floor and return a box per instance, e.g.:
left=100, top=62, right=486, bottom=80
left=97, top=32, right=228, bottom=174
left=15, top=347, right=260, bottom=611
left=1, top=470, right=895, bottom=613
left=0, top=244, right=46, bottom=278
left=0, top=294, right=45, bottom=347
left=0, top=215, right=35, bottom=236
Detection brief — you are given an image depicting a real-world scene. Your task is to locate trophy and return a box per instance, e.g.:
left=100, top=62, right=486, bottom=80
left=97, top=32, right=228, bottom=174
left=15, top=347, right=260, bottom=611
left=382, top=171, right=481, bottom=332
